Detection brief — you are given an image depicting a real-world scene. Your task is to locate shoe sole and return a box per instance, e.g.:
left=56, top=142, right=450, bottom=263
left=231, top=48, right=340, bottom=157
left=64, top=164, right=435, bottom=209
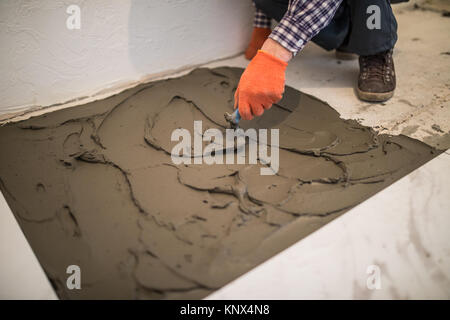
left=356, top=87, right=394, bottom=102
left=335, top=50, right=358, bottom=60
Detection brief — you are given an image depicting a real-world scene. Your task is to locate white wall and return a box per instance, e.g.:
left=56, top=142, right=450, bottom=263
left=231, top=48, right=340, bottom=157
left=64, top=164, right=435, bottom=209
left=0, top=0, right=253, bottom=114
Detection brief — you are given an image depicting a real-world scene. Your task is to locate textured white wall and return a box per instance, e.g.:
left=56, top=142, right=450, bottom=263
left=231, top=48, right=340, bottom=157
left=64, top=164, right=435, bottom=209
left=0, top=0, right=253, bottom=114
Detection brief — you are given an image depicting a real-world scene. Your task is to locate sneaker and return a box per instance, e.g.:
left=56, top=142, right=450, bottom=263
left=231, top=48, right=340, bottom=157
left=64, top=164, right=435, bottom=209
left=357, top=49, right=396, bottom=102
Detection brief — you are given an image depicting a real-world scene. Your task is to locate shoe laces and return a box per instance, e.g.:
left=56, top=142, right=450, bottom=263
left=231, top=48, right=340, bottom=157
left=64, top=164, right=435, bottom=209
left=360, top=50, right=392, bottom=82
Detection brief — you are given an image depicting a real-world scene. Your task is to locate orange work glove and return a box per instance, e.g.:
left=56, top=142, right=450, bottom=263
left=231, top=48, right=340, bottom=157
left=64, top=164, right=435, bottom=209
left=245, top=27, right=272, bottom=60
left=234, top=50, right=287, bottom=120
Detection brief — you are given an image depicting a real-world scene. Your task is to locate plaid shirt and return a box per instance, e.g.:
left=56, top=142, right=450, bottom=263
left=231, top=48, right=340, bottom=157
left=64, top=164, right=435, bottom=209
left=254, top=0, right=343, bottom=55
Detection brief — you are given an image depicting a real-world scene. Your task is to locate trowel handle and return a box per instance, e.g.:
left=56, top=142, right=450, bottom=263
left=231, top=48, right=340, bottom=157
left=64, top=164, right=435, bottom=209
left=232, top=108, right=241, bottom=124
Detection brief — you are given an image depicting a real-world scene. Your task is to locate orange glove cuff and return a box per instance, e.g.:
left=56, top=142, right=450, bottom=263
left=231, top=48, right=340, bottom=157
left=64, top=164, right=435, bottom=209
left=257, top=50, right=288, bottom=68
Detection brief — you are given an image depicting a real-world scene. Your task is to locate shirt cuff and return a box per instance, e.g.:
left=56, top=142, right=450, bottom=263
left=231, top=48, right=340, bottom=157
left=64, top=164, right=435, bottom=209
left=269, top=16, right=309, bottom=56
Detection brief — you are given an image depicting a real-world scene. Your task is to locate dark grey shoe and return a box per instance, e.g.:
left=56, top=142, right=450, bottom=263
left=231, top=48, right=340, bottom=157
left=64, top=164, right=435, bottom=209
left=357, top=49, right=396, bottom=102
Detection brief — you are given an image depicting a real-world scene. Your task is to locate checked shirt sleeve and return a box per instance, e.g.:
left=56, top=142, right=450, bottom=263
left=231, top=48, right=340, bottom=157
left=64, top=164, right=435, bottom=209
left=269, top=0, right=343, bottom=55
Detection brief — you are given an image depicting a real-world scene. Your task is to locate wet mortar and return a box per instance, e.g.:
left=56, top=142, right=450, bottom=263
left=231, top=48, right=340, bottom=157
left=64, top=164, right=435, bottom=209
left=0, top=67, right=438, bottom=299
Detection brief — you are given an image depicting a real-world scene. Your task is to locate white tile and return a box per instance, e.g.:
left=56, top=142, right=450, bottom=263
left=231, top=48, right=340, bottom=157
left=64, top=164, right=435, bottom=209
left=0, top=192, right=57, bottom=299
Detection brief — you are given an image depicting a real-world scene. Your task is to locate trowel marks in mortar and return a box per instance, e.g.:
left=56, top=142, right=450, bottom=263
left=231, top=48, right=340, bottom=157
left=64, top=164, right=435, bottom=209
left=0, top=67, right=438, bottom=299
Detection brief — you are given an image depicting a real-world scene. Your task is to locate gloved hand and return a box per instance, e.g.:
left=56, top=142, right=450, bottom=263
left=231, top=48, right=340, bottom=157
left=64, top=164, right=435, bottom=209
left=234, top=50, right=288, bottom=121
